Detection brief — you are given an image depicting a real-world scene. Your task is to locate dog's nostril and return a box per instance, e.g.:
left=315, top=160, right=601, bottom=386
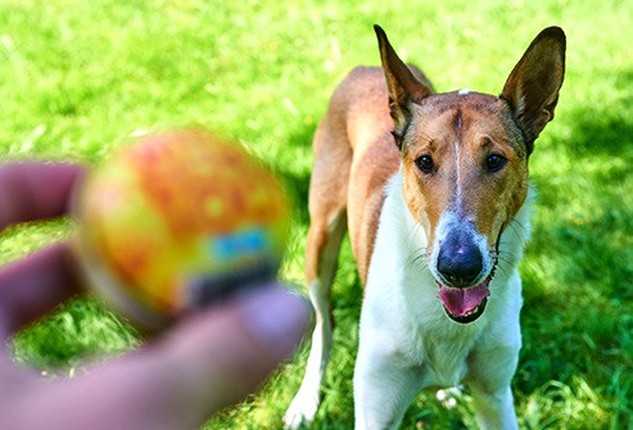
left=437, top=241, right=483, bottom=287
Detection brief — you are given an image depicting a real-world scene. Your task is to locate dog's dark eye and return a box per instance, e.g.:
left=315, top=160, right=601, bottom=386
left=486, top=153, right=507, bottom=173
left=415, top=155, right=434, bottom=174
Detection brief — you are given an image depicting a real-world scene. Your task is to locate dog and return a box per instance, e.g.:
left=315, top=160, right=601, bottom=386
left=284, top=25, right=565, bottom=429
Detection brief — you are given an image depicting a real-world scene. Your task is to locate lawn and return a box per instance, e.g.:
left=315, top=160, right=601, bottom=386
left=1, top=0, right=631, bottom=428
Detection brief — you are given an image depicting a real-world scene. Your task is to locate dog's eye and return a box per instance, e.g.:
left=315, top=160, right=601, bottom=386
left=486, top=153, right=507, bottom=173
left=415, top=155, right=434, bottom=174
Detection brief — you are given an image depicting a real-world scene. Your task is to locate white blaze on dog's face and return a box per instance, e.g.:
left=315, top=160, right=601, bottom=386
left=374, top=25, right=565, bottom=323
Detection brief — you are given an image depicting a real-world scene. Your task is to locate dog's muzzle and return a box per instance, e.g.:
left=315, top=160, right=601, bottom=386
left=435, top=229, right=493, bottom=324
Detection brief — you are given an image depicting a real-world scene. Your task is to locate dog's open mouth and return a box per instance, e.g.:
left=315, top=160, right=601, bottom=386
left=436, top=274, right=493, bottom=324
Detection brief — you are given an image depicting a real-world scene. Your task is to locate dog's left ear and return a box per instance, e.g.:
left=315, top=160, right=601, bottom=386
left=374, top=25, right=433, bottom=147
left=501, top=26, right=566, bottom=155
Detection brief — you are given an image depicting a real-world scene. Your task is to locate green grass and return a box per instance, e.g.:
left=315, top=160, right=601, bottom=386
left=1, top=0, right=631, bottom=428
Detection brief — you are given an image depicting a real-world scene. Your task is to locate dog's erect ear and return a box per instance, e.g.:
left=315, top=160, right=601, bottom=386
left=374, top=25, right=433, bottom=146
left=501, top=26, right=566, bottom=155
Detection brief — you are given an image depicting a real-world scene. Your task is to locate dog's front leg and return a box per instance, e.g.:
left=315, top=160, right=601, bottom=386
left=467, top=276, right=522, bottom=429
left=466, top=328, right=521, bottom=429
left=468, top=352, right=519, bottom=429
left=353, top=328, right=424, bottom=430
left=470, top=384, right=518, bottom=430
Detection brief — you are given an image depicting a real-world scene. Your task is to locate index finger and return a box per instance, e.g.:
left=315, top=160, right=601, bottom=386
left=0, top=162, right=85, bottom=338
left=0, top=162, right=84, bottom=231
left=0, top=242, right=82, bottom=338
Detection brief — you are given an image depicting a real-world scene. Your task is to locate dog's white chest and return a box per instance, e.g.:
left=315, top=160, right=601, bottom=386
left=361, top=268, right=482, bottom=389
left=359, top=174, right=483, bottom=386
left=408, top=319, right=481, bottom=387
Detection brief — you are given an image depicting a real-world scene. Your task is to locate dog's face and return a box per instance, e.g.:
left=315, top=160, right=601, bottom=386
left=401, top=93, right=529, bottom=323
left=375, top=25, right=565, bottom=323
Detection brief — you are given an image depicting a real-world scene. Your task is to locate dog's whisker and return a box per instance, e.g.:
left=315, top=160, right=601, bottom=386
left=500, top=250, right=520, bottom=263
left=406, top=248, right=429, bottom=271
left=507, top=221, right=528, bottom=240
left=495, top=261, right=511, bottom=277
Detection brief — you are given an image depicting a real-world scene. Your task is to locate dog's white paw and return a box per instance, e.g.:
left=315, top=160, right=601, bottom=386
left=283, top=393, right=319, bottom=429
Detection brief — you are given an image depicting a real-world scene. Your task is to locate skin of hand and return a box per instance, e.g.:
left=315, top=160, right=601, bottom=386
left=0, top=162, right=309, bottom=429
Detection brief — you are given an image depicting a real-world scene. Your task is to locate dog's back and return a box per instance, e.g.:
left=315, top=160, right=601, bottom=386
left=310, top=65, right=431, bottom=281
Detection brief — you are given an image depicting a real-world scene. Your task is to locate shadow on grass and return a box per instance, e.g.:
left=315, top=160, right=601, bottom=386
left=276, top=124, right=314, bottom=226
left=516, top=69, right=632, bottom=426
left=567, top=69, right=633, bottom=157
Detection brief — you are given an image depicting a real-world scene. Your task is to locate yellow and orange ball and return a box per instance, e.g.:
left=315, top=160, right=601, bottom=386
left=74, top=130, right=290, bottom=329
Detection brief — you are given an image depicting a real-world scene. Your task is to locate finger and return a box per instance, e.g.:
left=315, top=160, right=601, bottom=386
left=157, top=285, right=310, bottom=420
left=5, top=285, right=309, bottom=430
left=0, top=162, right=84, bottom=231
left=0, top=242, right=82, bottom=338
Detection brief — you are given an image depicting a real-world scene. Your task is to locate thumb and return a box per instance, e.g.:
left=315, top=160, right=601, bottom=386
left=12, top=285, right=309, bottom=430
left=156, top=284, right=310, bottom=422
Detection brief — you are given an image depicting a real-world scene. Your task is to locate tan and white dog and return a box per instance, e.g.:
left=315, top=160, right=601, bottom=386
left=284, top=26, right=565, bottom=429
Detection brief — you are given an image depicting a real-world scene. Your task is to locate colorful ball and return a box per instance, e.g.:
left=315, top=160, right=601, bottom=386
left=74, top=129, right=290, bottom=329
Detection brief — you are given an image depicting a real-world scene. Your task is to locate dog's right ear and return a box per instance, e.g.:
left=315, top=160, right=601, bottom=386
left=374, top=25, right=433, bottom=147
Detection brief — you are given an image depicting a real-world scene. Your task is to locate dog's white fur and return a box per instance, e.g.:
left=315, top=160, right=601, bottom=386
left=353, top=171, right=530, bottom=429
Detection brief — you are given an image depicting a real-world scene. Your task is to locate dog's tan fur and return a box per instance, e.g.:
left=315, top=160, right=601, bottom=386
left=285, top=26, right=565, bottom=429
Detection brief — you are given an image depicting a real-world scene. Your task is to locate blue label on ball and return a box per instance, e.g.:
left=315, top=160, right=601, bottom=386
left=208, top=227, right=271, bottom=263
left=186, top=227, right=280, bottom=308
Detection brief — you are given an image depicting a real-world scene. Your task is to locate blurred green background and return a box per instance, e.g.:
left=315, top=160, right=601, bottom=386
left=1, top=0, right=631, bottom=428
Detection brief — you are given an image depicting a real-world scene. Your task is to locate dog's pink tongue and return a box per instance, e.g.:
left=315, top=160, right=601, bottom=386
left=437, top=283, right=490, bottom=317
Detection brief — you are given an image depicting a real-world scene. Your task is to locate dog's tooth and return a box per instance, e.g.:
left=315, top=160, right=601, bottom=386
left=463, top=303, right=480, bottom=317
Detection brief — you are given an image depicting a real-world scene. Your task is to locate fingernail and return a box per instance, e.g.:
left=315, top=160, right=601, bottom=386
left=236, top=284, right=309, bottom=357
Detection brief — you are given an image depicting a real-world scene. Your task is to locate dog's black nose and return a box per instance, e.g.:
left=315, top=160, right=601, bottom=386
left=437, top=233, right=483, bottom=287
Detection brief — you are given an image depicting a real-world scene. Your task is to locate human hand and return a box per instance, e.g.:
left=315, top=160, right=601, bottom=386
left=0, top=162, right=309, bottom=429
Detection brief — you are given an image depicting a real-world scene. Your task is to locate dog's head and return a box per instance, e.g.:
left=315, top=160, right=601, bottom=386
left=375, top=25, right=565, bottom=323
